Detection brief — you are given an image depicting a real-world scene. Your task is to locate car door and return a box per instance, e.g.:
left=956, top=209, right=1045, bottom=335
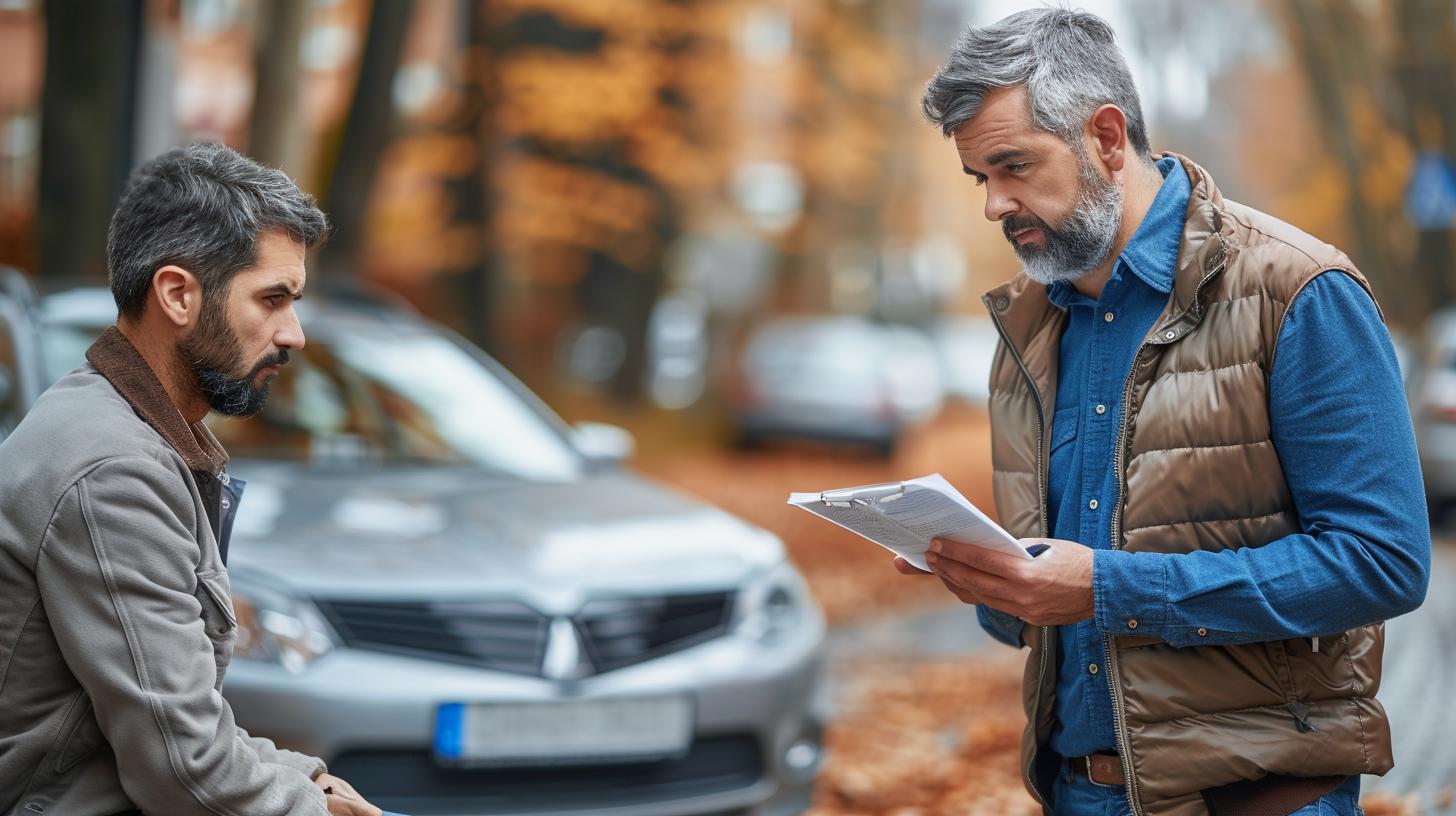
left=0, top=267, right=45, bottom=440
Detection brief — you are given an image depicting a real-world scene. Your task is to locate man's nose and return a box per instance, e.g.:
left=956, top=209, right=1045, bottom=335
left=276, top=306, right=306, bottom=351
left=984, top=186, right=1018, bottom=223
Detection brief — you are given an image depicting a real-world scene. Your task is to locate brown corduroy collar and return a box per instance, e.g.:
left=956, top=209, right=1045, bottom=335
left=85, top=325, right=228, bottom=476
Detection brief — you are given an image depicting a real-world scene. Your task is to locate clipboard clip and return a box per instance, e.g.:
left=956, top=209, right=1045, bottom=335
left=820, top=482, right=905, bottom=508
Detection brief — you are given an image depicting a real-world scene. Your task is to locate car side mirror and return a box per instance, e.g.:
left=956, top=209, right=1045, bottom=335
left=571, top=421, right=636, bottom=465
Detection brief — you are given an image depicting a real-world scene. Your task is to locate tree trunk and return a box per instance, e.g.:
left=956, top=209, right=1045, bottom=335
left=316, top=0, right=414, bottom=278
left=453, top=0, right=498, bottom=351
left=249, top=0, right=309, bottom=172
left=35, top=0, right=144, bottom=280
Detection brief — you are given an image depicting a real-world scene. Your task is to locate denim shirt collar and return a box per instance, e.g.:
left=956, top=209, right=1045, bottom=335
left=1047, top=156, right=1190, bottom=308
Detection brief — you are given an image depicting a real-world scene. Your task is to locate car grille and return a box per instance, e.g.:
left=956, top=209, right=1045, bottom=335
left=327, top=734, right=763, bottom=815
left=315, top=591, right=735, bottom=676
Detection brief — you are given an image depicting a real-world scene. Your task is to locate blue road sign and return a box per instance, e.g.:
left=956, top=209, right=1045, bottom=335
left=1405, top=152, right=1456, bottom=231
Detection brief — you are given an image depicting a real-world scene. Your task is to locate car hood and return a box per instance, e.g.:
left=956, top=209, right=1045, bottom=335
left=225, top=464, right=785, bottom=614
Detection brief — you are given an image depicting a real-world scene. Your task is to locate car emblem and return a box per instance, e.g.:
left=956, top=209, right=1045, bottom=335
left=541, top=617, right=590, bottom=681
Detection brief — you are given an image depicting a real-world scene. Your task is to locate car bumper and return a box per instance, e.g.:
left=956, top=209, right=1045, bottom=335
left=736, top=408, right=899, bottom=447
left=223, top=622, right=825, bottom=816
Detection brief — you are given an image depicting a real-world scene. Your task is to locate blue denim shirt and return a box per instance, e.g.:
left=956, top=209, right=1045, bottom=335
left=976, top=157, right=1430, bottom=760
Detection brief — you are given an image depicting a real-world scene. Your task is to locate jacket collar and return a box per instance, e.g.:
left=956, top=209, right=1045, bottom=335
left=86, top=326, right=228, bottom=475
left=983, top=152, right=1233, bottom=355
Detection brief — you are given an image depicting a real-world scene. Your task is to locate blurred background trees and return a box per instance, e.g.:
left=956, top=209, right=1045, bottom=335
left=1, top=0, right=1454, bottom=407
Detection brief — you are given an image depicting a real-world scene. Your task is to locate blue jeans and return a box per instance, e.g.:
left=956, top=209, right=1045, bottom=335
left=1050, top=760, right=1364, bottom=816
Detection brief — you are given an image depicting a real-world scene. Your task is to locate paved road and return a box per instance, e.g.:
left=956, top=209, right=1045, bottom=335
left=1366, top=542, right=1456, bottom=812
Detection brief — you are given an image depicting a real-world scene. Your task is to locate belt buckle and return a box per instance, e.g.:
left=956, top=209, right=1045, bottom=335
left=1084, top=755, right=1115, bottom=787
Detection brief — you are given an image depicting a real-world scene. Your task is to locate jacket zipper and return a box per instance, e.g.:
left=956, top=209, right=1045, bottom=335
left=986, top=300, right=1053, bottom=809
left=1104, top=253, right=1226, bottom=816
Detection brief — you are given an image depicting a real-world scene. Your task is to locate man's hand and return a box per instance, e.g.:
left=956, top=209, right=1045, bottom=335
left=316, top=774, right=382, bottom=816
left=915, top=537, right=1095, bottom=626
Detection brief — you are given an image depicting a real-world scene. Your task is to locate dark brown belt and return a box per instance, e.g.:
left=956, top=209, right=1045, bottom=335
left=1070, top=752, right=1125, bottom=786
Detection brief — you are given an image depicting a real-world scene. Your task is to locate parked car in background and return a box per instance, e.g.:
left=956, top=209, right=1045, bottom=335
left=929, top=315, right=1000, bottom=405
left=1411, top=308, right=1456, bottom=516
left=0, top=269, right=826, bottom=816
left=731, top=315, right=944, bottom=455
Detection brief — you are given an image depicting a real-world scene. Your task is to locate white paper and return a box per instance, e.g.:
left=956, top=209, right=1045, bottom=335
left=788, top=472, right=1029, bottom=571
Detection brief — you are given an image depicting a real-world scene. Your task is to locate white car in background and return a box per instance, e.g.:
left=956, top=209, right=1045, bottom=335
left=731, top=315, right=944, bottom=455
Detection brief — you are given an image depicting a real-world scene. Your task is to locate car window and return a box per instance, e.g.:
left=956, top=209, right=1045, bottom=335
left=40, top=319, right=588, bottom=481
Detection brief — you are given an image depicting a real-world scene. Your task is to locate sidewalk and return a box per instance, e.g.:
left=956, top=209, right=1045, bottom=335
left=1365, top=542, right=1456, bottom=813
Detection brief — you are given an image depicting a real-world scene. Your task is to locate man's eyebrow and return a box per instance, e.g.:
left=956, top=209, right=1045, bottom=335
left=961, top=148, right=1031, bottom=177
left=258, top=283, right=303, bottom=300
left=984, top=148, right=1032, bottom=167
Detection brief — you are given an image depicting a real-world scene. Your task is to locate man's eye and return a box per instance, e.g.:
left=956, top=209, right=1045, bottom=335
left=1007, top=162, right=1030, bottom=173
left=264, top=295, right=285, bottom=306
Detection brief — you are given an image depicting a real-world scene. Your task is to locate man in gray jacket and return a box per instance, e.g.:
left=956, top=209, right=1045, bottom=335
left=0, top=143, right=381, bottom=815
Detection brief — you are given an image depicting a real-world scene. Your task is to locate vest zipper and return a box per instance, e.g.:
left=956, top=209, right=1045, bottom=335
left=986, top=302, right=1053, bottom=809
left=1105, top=251, right=1227, bottom=816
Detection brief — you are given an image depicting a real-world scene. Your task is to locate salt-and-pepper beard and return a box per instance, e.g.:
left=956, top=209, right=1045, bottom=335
left=175, top=298, right=288, bottom=418
left=1004, top=154, right=1124, bottom=286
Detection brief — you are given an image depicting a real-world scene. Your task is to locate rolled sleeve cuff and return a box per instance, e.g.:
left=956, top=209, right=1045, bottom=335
left=1094, top=549, right=1169, bottom=639
left=977, top=604, right=1027, bottom=648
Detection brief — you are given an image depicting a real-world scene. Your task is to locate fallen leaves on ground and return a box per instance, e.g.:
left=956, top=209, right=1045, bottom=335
left=809, top=654, right=1040, bottom=816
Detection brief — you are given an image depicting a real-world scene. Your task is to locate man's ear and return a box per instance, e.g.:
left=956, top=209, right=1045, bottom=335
left=1086, top=103, right=1130, bottom=174
left=151, top=265, right=202, bottom=328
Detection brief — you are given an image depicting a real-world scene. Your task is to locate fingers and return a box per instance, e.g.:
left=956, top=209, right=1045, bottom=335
left=892, top=556, right=934, bottom=575
left=325, top=795, right=381, bottom=816
left=928, top=551, right=1017, bottom=606
left=930, top=537, right=1028, bottom=576
left=937, top=574, right=989, bottom=605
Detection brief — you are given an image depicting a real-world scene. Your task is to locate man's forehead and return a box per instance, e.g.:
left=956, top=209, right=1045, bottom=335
left=953, top=89, right=1034, bottom=147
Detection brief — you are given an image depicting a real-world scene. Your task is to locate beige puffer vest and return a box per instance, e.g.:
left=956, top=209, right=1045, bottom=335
left=982, top=154, right=1392, bottom=816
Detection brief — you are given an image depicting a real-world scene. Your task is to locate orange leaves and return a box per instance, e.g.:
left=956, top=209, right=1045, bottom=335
left=496, top=47, right=664, bottom=145
left=810, top=656, right=1040, bottom=816
left=494, top=155, right=662, bottom=271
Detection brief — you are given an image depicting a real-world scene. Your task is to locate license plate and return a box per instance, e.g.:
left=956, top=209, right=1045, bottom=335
left=434, top=695, right=694, bottom=766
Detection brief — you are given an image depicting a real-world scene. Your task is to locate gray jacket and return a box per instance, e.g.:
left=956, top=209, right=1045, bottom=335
left=0, top=327, right=329, bottom=815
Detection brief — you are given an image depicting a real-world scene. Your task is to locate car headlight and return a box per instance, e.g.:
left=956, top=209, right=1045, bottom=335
left=735, top=562, right=818, bottom=646
left=230, top=578, right=336, bottom=673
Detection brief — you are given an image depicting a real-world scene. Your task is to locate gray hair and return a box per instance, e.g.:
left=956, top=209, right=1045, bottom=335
left=922, top=7, right=1152, bottom=159
left=107, top=142, right=329, bottom=320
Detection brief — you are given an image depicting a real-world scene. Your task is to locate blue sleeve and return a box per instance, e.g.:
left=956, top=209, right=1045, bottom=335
left=1092, top=271, right=1430, bottom=647
left=977, top=605, right=1026, bottom=648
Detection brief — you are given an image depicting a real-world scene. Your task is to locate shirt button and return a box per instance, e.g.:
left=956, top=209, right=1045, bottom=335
left=1103, top=311, right=1115, bottom=323
left=1095, top=404, right=1107, bottom=415
left=1088, top=499, right=1099, bottom=510
left=1088, top=663, right=1099, bottom=675
left=1127, top=618, right=1138, bottom=630
left=1196, top=627, right=1209, bottom=637
left=1164, top=330, right=1177, bottom=340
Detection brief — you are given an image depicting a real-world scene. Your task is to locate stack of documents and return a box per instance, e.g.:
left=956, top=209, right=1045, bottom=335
left=788, top=473, right=1032, bottom=571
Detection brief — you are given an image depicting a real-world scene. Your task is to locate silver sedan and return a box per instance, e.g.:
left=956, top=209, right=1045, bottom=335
left=0, top=278, right=826, bottom=816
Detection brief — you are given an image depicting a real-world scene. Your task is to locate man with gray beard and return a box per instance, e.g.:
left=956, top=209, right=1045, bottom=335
left=894, top=8, right=1428, bottom=816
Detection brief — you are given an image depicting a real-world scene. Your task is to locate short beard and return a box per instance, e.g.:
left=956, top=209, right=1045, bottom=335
left=1005, top=153, right=1123, bottom=286
left=176, top=298, right=287, bottom=418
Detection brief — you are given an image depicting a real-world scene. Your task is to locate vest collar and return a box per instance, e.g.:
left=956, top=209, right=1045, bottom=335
left=86, top=326, right=228, bottom=476
left=983, top=152, right=1234, bottom=353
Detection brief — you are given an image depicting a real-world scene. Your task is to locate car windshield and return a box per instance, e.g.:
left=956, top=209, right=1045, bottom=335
left=40, top=319, right=587, bottom=481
